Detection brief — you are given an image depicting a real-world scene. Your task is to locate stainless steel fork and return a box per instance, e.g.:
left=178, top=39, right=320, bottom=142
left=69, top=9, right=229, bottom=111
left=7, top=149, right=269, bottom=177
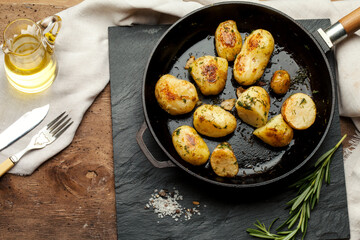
left=0, top=112, right=73, bottom=177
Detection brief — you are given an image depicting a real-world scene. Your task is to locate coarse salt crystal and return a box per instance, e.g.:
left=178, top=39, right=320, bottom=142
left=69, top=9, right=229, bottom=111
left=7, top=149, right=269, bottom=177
left=145, top=188, right=202, bottom=221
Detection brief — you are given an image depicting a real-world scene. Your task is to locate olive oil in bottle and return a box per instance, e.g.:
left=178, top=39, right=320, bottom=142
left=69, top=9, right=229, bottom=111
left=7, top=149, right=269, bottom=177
left=4, top=34, right=57, bottom=93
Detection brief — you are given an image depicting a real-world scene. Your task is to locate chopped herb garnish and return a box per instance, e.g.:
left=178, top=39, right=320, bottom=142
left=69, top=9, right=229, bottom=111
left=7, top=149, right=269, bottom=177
left=237, top=101, right=252, bottom=110
left=175, top=128, right=181, bottom=136
left=218, top=143, right=231, bottom=150
left=184, top=145, right=189, bottom=153
left=300, top=98, right=307, bottom=105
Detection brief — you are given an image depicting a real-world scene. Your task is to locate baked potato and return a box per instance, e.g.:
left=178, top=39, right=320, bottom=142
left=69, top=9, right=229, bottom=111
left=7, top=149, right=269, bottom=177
left=155, top=74, right=198, bottom=115
left=233, top=29, right=274, bottom=86
left=253, top=114, right=294, bottom=147
left=210, top=142, right=239, bottom=177
left=235, top=86, right=270, bottom=128
left=281, top=93, right=316, bottom=130
left=193, top=104, right=237, bottom=138
left=270, top=70, right=291, bottom=95
left=215, top=20, right=243, bottom=61
left=172, top=125, right=210, bottom=166
left=189, top=55, right=228, bottom=95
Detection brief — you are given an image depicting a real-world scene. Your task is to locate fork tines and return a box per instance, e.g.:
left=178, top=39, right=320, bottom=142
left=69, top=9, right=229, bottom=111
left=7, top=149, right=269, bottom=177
left=47, top=112, right=73, bottom=138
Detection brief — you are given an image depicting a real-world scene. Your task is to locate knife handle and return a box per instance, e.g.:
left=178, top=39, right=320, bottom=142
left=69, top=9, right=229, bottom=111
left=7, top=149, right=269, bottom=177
left=339, top=7, right=360, bottom=35
left=0, top=158, right=15, bottom=177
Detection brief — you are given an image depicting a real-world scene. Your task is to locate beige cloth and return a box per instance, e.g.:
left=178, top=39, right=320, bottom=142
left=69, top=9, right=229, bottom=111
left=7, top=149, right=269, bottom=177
left=0, top=0, right=359, bottom=238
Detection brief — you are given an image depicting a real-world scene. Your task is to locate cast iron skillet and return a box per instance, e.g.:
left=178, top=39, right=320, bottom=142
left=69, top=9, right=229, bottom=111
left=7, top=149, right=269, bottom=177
left=141, top=2, right=337, bottom=188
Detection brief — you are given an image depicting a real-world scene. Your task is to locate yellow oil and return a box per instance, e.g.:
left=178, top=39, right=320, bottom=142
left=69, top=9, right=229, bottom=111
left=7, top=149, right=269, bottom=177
left=4, top=34, right=57, bottom=93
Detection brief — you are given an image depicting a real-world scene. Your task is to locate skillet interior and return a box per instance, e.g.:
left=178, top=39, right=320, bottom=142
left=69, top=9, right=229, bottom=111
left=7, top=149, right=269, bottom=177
left=143, top=2, right=334, bottom=188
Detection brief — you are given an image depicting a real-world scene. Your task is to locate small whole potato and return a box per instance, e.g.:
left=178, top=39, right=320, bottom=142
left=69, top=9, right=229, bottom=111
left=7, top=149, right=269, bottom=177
left=253, top=114, right=294, bottom=147
left=281, top=93, right=316, bottom=130
left=215, top=20, right=243, bottom=61
left=193, top=104, right=237, bottom=138
left=172, top=125, right=210, bottom=166
left=189, top=55, right=228, bottom=95
left=155, top=74, right=199, bottom=115
left=233, top=29, right=274, bottom=86
left=235, top=86, right=270, bottom=128
left=270, top=70, right=291, bottom=95
left=210, top=142, right=239, bottom=177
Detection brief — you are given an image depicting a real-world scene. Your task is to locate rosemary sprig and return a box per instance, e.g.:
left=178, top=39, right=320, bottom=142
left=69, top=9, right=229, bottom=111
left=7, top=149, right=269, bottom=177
left=247, top=135, right=347, bottom=240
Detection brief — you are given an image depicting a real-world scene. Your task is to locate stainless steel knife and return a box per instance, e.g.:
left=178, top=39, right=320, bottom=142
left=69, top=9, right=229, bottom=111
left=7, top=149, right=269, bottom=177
left=0, top=104, right=49, bottom=151
left=313, top=7, right=360, bottom=53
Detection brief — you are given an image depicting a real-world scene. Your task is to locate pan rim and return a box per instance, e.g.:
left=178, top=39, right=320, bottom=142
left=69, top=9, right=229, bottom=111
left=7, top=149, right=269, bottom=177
left=142, top=1, right=335, bottom=188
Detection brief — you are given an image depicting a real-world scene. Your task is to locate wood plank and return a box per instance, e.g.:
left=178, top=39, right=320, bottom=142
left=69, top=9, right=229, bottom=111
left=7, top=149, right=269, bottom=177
left=0, top=0, right=82, bottom=7
left=0, top=86, right=117, bottom=239
left=0, top=1, right=356, bottom=239
left=0, top=2, right=117, bottom=239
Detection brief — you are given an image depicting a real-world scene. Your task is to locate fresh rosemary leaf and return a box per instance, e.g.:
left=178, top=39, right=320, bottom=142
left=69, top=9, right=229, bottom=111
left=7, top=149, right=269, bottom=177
left=325, top=163, right=330, bottom=184
left=267, top=218, right=279, bottom=232
left=314, top=148, right=334, bottom=166
left=306, top=202, right=310, bottom=219
left=247, top=135, right=347, bottom=240
left=282, top=230, right=298, bottom=240
left=248, top=232, right=275, bottom=239
left=292, top=186, right=311, bottom=211
left=277, top=230, right=294, bottom=235
left=287, top=215, right=298, bottom=229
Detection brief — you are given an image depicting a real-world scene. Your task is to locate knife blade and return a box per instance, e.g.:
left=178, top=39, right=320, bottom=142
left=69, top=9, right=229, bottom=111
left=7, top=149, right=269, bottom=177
left=0, top=104, right=49, bottom=151
left=312, top=7, right=360, bottom=53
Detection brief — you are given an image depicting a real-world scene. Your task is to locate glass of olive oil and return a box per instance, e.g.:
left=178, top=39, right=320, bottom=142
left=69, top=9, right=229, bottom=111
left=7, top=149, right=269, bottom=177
left=2, top=16, right=62, bottom=93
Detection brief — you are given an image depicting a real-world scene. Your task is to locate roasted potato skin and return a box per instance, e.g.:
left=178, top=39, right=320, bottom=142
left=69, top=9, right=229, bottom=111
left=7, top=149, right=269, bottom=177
left=172, top=125, right=210, bottom=166
left=210, top=142, right=239, bottom=177
left=235, top=86, right=270, bottom=128
left=270, top=70, right=291, bottom=95
left=281, top=93, right=316, bottom=130
left=253, top=114, right=294, bottom=147
left=155, top=74, right=199, bottom=115
left=193, top=104, right=237, bottom=138
left=215, top=20, right=243, bottom=61
left=220, top=98, right=236, bottom=111
left=189, top=55, right=228, bottom=95
left=233, top=29, right=274, bottom=86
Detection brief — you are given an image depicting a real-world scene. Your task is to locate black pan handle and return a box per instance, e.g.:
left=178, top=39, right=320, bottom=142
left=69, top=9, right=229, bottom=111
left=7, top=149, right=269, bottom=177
left=136, top=122, right=176, bottom=168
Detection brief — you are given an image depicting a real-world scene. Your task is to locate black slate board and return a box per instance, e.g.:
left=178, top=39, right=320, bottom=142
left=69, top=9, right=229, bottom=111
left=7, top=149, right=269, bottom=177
left=109, top=20, right=350, bottom=240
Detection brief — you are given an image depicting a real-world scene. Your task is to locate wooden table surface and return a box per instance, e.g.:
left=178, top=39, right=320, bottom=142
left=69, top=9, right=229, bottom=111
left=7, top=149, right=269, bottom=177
left=0, top=1, right=357, bottom=239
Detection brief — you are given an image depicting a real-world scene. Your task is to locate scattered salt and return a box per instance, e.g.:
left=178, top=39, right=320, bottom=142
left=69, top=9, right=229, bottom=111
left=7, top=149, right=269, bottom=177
left=145, top=188, right=202, bottom=221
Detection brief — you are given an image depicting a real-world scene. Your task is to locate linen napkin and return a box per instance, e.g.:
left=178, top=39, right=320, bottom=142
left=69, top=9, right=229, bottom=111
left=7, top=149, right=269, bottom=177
left=0, top=0, right=359, bottom=237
